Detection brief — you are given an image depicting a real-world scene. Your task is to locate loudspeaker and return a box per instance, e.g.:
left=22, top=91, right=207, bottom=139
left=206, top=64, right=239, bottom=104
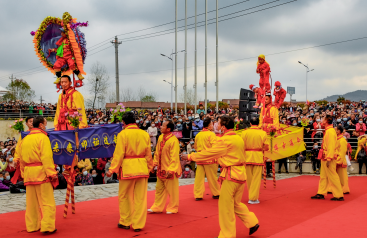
left=239, top=112, right=259, bottom=121
left=239, top=88, right=256, bottom=101
left=239, top=100, right=258, bottom=113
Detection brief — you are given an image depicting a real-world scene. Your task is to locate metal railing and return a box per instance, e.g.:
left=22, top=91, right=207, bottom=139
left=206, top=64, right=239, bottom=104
left=0, top=109, right=56, bottom=119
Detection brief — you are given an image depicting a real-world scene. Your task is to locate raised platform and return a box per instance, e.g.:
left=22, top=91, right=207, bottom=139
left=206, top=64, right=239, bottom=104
left=1, top=176, right=366, bottom=238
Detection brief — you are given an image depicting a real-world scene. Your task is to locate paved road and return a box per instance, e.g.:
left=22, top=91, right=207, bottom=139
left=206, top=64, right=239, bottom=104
left=0, top=173, right=304, bottom=214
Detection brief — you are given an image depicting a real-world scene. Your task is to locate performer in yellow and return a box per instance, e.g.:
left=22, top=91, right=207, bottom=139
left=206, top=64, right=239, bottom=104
left=11, top=117, right=34, bottom=184
left=182, top=116, right=260, bottom=237
left=311, top=115, right=344, bottom=201
left=19, top=116, right=58, bottom=234
left=241, top=117, right=269, bottom=204
left=148, top=120, right=181, bottom=214
left=54, top=75, right=87, bottom=131
left=259, top=94, right=279, bottom=131
left=107, top=112, right=153, bottom=232
left=335, top=125, right=350, bottom=194
left=193, top=117, right=220, bottom=201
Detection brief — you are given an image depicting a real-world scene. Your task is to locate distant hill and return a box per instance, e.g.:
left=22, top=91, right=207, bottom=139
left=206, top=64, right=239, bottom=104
left=321, top=90, right=367, bottom=102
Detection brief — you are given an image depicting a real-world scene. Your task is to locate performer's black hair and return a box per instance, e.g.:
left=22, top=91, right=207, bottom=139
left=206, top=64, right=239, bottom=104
left=61, top=75, right=72, bottom=82
left=166, top=120, right=175, bottom=132
left=220, top=115, right=234, bottom=130
left=324, top=115, right=333, bottom=125
left=250, top=116, right=260, bottom=126
left=336, top=125, right=344, bottom=134
left=122, top=111, right=136, bottom=125
left=33, top=116, right=45, bottom=128
left=203, top=117, right=212, bottom=128
left=25, top=116, right=34, bottom=123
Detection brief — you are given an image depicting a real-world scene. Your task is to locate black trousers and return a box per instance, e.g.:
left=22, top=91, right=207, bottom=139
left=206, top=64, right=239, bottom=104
left=311, top=157, right=320, bottom=171
left=278, top=158, right=288, bottom=172
left=358, top=159, right=367, bottom=174
left=266, top=161, right=273, bottom=175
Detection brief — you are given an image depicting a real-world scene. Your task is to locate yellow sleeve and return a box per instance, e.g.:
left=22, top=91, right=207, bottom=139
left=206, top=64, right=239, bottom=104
left=263, top=134, right=270, bottom=151
left=189, top=139, right=228, bottom=162
left=259, top=108, right=264, bottom=129
left=13, top=135, right=22, bottom=164
left=109, top=132, right=125, bottom=174
left=167, top=138, right=180, bottom=172
left=325, top=131, right=337, bottom=161
left=339, top=139, right=347, bottom=162
left=54, top=94, right=61, bottom=129
left=153, top=135, right=162, bottom=166
left=0, top=162, right=8, bottom=173
left=209, top=133, right=217, bottom=146
left=74, top=92, right=88, bottom=129
left=40, top=136, right=57, bottom=178
left=145, top=133, right=154, bottom=172
left=272, top=107, right=280, bottom=129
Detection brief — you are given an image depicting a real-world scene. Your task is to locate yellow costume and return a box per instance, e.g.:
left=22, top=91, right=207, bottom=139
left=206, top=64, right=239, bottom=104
left=54, top=88, right=88, bottom=130
left=194, top=128, right=220, bottom=199
left=109, top=124, right=153, bottom=230
left=354, top=137, right=367, bottom=160
left=317, top=125, right=343, bottom=198
left=336, top=135, right=350, bottom=194
left=241, top=126, right=269, bottom=201
left=259, top=104, right=279, bottom=131
left=189, top=130, right=258, bottom=238
left=19, top=128, right=57, bottom=233
left=77, top=159, right=92, bottom=172
left=150, top=132, right=181, bottom=214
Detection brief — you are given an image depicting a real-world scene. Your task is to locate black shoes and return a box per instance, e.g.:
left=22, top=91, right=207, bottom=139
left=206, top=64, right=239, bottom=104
left=42, top=229, right=57, bottom=234
left=134, top=229, right=142, bottom=232
left=331, top=197, right=344, bottom=201
left=249, top=224, right=260, bottom=235
left=118, top=224, right=130, bottom=229
left=195, top=198, right=203, bottom=201
left=212, top=195, right=220, bottom=199
left=311, top=194, right=325, bottom=199
left=327, top=192, right=332, bottom=194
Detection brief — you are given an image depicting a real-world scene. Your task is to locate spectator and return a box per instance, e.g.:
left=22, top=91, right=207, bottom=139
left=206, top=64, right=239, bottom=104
left=180, top=164, right=195, bottom=179
left=91, top=169, right=103, bottom=184
left=2, top=171, right=12, bottom=188
left=0, top=173, right=9, bottom=192
left=355, top=136, right=367, bottom=174
left=75, top=168, right=94, bottom=186
left=192, top=115, right=203, bottom=137
left=147, top=122, right=158, bottom=148
left=197, top=103, right=206, bottom=114
left=295, top=151, right=306, bottom=174
left=0, top=157, right=8, bottom=173
left=310, top=142, right=320, bottom=174
left=104, top=158, right=118, bottom=184
left=355, top=118, right=366, bottom=136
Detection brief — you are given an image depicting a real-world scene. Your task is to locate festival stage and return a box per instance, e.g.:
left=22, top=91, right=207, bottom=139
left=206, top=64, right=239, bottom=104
left=1, top=176, right=366, bottom=238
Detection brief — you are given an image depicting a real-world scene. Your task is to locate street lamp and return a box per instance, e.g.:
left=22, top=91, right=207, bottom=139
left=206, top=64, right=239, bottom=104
left=298, top=61, right=314, bottom=102
left=160, top=50, right=185, bottom=112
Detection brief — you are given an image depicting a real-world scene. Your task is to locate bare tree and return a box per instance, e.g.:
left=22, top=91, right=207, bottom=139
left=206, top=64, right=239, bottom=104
left=107, top=90, right=117, bottom=103
left=121, top=87, right=136, bottom=101
left=179, top=88, right=198, bottom=105
left=86, top=62, right=109, bottom=109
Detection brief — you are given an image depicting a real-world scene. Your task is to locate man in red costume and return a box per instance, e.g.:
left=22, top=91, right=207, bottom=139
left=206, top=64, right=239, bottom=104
left=273, top=81, right=287, bottom=108
left=256, top=54, right=271, bottom=92
left=54, top=75, right=87, bottom=131
left=51, top=28, right=84, bottom=84
left=249, top=84, right=265, bottom=109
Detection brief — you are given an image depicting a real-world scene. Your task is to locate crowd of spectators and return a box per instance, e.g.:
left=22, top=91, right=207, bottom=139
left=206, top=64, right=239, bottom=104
left=2, top=100, right=367, bottom=194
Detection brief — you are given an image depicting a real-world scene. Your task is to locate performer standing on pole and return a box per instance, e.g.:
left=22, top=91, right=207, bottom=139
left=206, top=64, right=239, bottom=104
left=148, top=120, right=181, bottom=214
left=256, top=54, right=271, bottom=93
left=19, top=116, right=58, bottom=234
left=311, top=115, right=344, bottom=201
left=182, top=116, right=260, bottom=237
left=107, top=112, right=153, bottom=232
left=193, top=117, right=220, bottom=201
left=241, top=117, right=269, bottom=204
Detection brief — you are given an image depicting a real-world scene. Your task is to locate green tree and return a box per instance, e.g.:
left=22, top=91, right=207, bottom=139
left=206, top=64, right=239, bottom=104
left=141, top=95, right=156, bottom=102
left=337, top=96, right=345, bottom=104
left=2, top=79, right=35, bottom=101
left=218, top=101, right=229, bottom=109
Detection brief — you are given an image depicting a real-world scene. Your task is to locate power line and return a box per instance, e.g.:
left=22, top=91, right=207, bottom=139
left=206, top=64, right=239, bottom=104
left=117, top=36, right=367, bottom=76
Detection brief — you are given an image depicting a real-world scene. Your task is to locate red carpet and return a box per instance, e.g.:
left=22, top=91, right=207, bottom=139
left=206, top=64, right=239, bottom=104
left=1, top=176, right=367, bottom=238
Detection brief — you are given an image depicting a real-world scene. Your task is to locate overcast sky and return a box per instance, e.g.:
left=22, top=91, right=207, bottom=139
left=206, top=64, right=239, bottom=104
left=0, top=0, right=366, bottom=105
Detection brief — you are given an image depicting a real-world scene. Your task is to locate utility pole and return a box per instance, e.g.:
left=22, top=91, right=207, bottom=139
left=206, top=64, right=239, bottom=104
left=175, top=0, right=178, bottom=114
left=215, top=0, right=219, bottom=113
left=111, top=36, right=122, bottom=103
left=194, top=0, right=197, bottom=115
left=184, top=0, right=187, bottom=115
left=40, top=96, right=44, bottom=105
left=204, top=0, right=208, bottom=113
left=9, top=74, right=14, bottom=99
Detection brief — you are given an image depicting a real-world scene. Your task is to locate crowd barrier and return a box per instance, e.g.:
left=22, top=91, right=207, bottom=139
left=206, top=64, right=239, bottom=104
left=0, top=109, right=56, bottom=119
